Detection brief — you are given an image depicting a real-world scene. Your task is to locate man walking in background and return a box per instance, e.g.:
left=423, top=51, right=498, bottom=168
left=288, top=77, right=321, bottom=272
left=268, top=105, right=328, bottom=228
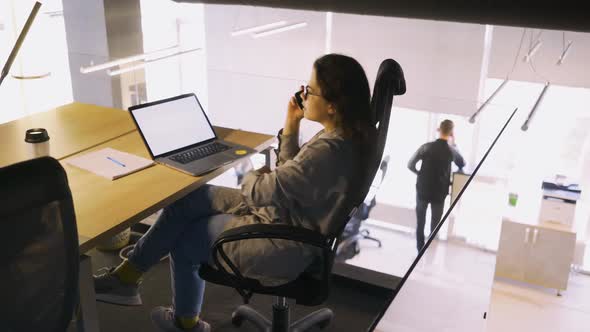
left=408, top=119, right=465, bottom=251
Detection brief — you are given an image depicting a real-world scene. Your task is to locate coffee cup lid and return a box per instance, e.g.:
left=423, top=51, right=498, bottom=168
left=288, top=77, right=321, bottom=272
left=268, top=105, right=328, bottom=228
left=25, top=128, right=50, bottom=143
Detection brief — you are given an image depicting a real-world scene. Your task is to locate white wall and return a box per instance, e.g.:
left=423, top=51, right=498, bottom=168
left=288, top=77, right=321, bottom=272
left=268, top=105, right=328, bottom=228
left=331, top=14, right=487, bottom=117
left=203, top=4, right=325, bottom=137
left=63, top=0, right=114, bottom=107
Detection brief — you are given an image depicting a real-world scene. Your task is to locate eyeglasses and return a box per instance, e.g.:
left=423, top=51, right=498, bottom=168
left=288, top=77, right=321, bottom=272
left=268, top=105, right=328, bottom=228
left=304, top=85, right=322, bottom=99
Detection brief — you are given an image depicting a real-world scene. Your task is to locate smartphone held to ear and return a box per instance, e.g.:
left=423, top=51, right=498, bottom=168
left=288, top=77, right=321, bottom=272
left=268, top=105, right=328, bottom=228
left=294, top=90, right=304, bottom=110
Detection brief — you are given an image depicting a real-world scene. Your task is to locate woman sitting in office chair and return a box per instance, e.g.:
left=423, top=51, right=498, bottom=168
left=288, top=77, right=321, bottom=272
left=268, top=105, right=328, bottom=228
left=94, top=53, right=376, bottom=332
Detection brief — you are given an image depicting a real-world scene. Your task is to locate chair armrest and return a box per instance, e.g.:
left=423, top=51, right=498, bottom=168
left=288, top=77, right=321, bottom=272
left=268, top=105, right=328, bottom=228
left=210, top=223, right=332, bottom=281
left=213, top=223, right=331, bottom=249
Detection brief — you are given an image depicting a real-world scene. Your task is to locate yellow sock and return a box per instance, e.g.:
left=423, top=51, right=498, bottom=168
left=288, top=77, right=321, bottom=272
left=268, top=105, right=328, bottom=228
left=113, top=260, right=143, bottom=285
left=177, top=315, right=200, bottom=329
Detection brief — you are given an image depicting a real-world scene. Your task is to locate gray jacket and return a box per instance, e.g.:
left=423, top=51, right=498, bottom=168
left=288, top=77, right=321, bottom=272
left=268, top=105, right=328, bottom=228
left=221, top=128, right=360, bottom=286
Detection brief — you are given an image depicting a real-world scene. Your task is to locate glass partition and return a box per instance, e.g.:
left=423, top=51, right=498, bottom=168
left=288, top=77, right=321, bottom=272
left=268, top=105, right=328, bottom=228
left=3, top=1, right=590, bottom=331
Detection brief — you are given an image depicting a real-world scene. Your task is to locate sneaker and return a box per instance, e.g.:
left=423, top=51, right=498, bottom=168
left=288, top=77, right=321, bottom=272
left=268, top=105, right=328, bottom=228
left=151, top=307, right=211, bottom=332
left=94, top=267, right=142, bottom=306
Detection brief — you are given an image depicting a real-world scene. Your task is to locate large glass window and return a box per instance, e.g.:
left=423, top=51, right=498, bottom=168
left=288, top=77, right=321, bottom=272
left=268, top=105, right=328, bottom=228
left=137, top=0, right=207, bottom=108
left=377, top=106, right=431, bottom=209
left=450, top=78, right=590, bottom=251
left=0, top=0, right=73, bottom=124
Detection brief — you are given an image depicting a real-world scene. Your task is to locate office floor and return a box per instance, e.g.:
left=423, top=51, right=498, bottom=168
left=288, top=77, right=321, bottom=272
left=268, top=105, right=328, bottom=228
left=117, top=168, right=590, bottom=331
left=83, top=245, right=391, bottom=332
left=347, top=224, right=590, bottom=332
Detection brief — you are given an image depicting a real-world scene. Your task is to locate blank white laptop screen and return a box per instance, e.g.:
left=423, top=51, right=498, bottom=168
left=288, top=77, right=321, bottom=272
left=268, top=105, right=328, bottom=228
left=132, top=95, right=216, bottom=157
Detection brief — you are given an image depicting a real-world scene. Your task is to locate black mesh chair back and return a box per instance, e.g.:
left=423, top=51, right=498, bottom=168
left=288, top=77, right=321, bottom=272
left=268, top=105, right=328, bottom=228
left=336, top=155, right=391, bottom=261
left=0, top=157, right=79, bottom=332
left=331, top=59, right=406, bottom=242
left=359, top=59, right=405, bottom=208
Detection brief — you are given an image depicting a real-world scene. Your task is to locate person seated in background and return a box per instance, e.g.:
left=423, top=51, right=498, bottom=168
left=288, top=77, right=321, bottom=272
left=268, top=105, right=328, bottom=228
left=93, top=53, right=376, bottom=332
left=408, top=119, right=465, bottom=252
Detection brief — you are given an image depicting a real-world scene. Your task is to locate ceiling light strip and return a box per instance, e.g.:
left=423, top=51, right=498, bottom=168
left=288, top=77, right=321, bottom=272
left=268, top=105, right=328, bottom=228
left=231, top=21, right=287, bottom=36
left=107, top=47, right=201, bottom=76
left=253, top=22, right=307, bottom=38
left=80, top=45, right=180, bottom=74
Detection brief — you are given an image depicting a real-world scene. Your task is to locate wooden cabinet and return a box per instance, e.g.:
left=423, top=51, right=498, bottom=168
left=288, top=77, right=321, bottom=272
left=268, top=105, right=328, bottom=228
left=495, top=218, right=576, bottom=292
left=495, top=220, right=528, bottom=281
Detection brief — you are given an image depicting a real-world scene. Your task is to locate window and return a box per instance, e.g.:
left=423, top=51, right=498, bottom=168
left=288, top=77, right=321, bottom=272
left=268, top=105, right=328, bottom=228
left=450, top=78, right=590, bottom=250
left=0, top=0, right=72, bottom=124
left=377, top=106, right=431, bottom=209
left=476, top=79, right=590, bottom=184
left=139, top=0, right=207, bottom=108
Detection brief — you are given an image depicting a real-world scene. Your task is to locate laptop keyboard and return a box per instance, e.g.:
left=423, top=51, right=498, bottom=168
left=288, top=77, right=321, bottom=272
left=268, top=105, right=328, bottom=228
left=170, top=142, right=230, bottom=164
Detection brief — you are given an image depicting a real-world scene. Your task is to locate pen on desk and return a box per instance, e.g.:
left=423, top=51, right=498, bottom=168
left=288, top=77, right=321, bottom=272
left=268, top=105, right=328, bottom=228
left=106, top=156, right=126, bottom=167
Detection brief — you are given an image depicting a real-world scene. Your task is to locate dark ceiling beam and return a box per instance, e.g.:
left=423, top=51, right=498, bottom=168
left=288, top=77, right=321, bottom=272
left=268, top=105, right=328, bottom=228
left=174, top=0, right=590, bottom=33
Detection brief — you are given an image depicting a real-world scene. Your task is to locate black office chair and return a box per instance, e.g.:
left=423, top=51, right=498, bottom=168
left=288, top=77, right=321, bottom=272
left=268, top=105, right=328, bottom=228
left=336, top=155, right=390, bottom=262
left=0, top=157, right=80, bottom=332
left=199, top=59, right=406, bottom=331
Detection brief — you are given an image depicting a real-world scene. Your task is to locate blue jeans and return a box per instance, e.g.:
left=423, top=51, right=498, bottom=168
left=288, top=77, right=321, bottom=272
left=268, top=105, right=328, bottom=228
left=128, top=184, right=242, bottom=317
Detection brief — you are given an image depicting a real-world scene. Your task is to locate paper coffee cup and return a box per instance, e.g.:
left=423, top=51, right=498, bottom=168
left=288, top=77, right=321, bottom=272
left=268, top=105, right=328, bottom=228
left=27, top=141, right=50, bottom=158
left=25, top=128, right=50, bottom=158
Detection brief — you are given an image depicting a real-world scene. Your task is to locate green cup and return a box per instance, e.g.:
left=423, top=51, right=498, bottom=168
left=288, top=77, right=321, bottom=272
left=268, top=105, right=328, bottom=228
left=508, top=192, right=518, bottom=206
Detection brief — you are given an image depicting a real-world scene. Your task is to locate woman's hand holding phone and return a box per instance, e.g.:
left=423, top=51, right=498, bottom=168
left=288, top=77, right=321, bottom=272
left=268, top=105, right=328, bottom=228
left=287, top=85, right=305, bottom=120
left=284, top=86, right=305, bottom=135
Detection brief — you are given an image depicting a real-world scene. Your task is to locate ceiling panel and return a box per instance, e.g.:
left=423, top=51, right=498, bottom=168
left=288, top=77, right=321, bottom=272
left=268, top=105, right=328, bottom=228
left=332, top=14, right=486, bottom=116
left=488, top=26, right=590, bottom=88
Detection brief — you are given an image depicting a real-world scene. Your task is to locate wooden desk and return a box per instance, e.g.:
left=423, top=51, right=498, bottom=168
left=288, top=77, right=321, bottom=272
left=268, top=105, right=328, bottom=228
left=0, top=102, right=136, bottom=168
left=3, top=103, right=274, bottom=332
left=63, top=127, right=275, bottom=253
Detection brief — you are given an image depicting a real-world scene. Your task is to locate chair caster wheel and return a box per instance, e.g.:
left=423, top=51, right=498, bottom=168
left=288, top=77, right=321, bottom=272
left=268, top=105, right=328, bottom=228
left=231, top=313, right=244, bottom=327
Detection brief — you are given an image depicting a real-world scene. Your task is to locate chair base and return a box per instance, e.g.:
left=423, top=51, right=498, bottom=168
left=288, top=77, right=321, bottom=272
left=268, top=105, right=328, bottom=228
left=231, top=301, right=333, bottom=332
left=336, top=228, right=382, bottom=260
left=359, top=229, right=382, bottom=247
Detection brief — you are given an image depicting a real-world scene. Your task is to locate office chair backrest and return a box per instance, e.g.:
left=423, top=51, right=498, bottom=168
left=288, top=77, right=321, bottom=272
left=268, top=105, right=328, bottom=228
left=0, top=157, right=79, bottom=332
left=363, top=155, right=390, bottom=205
left=329, top=59, right=405, bottom=240
left=361, top=59, right=405, bottom=203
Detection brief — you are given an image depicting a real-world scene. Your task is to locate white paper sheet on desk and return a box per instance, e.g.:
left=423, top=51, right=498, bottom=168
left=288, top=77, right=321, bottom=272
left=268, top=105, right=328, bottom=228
left=66, top=147, right=154, bottom=180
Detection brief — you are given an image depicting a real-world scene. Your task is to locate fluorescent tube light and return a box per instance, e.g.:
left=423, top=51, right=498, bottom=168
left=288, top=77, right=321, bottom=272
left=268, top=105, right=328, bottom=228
left=107, top=47, right=201, bottom=76
left=44, top=10, right=63, bottom=17
left=325, top=12, right=333, bottom=54
left=80, top=45, right=180, bottom=74
left=556, top=40, right=573, bottom=65
left=253, top=22, right=307, bottom=38
left=469, top=78, right=508, bottom=123
left=521, top=82, right=550, bottom=131
left=523, top=40, right=542, bottom=63
left=230, top=21, right=287, bottom=36
left=107, top=63, right=146, bottom=76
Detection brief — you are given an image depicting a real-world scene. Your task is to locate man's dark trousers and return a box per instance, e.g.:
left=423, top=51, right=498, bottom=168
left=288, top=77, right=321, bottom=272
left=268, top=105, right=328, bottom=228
left=415, top=196, right=444, bottom=251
